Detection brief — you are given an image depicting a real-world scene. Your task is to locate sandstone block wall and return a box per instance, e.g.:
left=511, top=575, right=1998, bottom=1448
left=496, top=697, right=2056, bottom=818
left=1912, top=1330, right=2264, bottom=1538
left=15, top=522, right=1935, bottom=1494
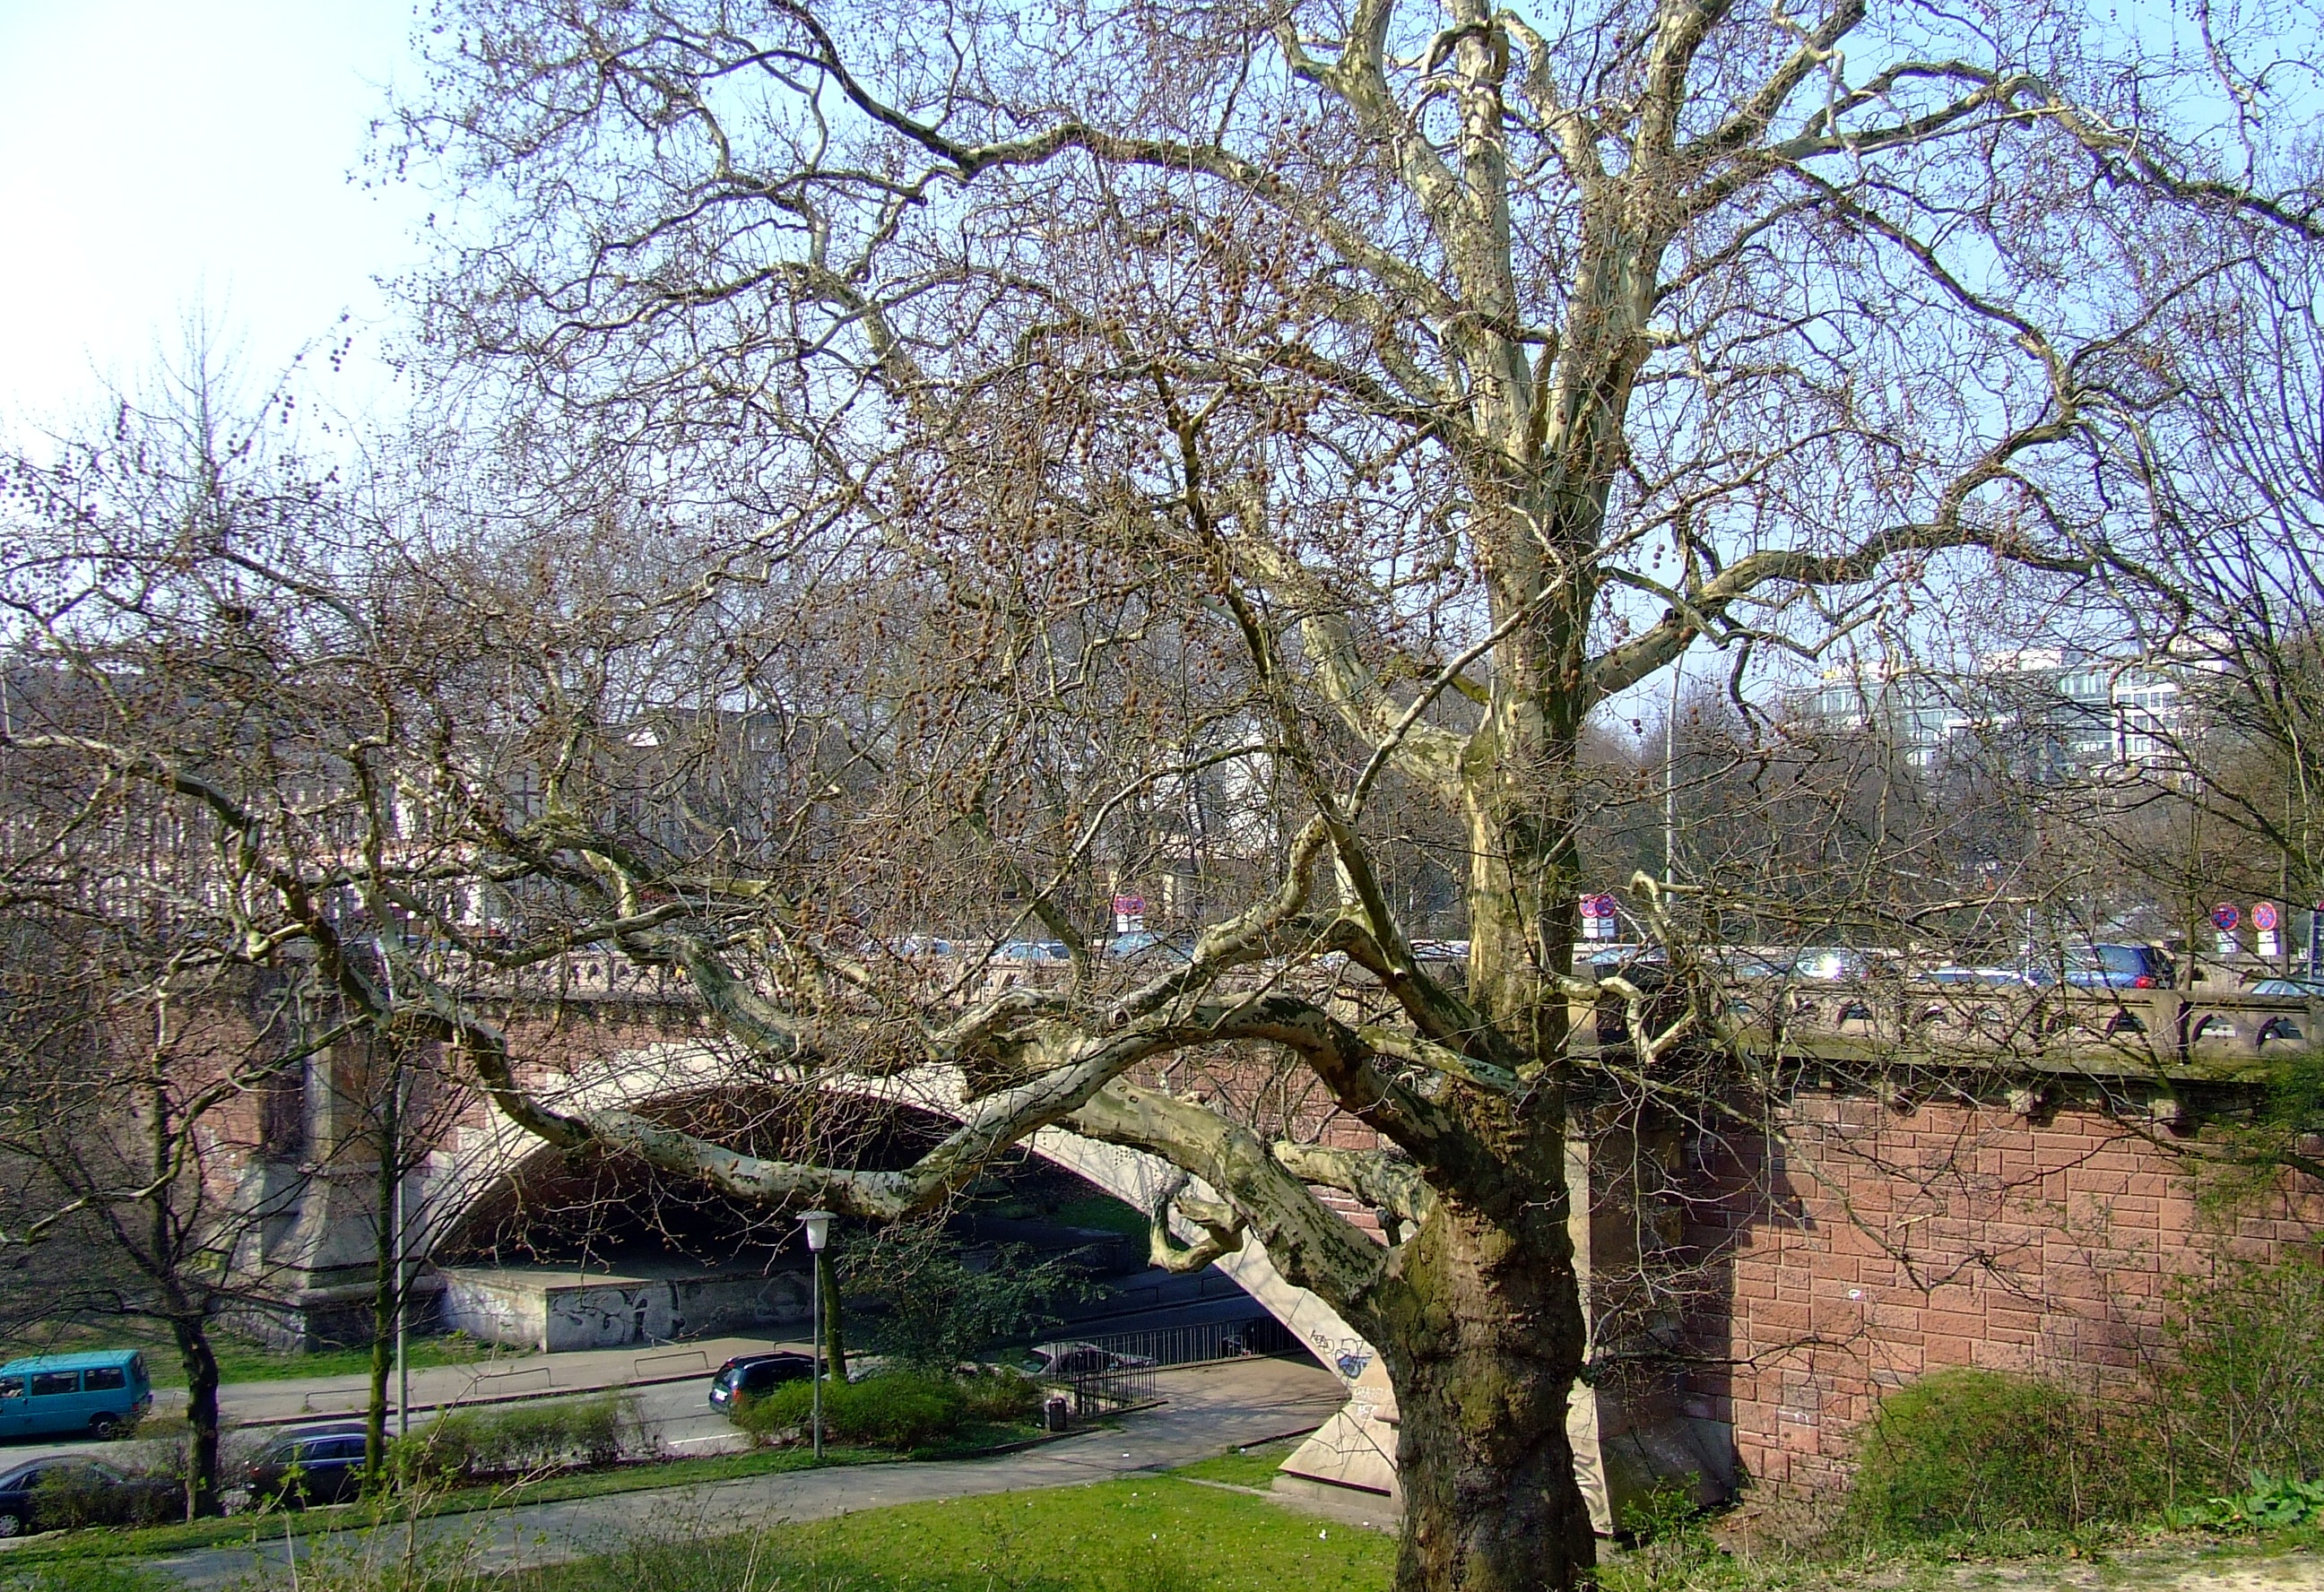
left=1677, top=1093, right=2321, bottom=1496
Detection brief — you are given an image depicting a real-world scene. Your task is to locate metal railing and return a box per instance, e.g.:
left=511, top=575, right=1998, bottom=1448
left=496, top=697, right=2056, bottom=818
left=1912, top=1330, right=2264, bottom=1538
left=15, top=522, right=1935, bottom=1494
left=1032, top=1316, right=1307, bottom=1415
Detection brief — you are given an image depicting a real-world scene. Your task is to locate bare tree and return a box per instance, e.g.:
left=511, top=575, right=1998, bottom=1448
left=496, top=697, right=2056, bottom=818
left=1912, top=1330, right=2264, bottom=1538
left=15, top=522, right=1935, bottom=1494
left=0, top=0, right=2314, bottom=1580
left=371, top=2, right=2320, bottom=1584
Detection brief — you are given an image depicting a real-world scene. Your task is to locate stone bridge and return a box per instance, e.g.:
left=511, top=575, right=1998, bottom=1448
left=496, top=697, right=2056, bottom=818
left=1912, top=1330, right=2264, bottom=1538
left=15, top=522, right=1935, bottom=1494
left=221, top=958, right=2322, bottom=1524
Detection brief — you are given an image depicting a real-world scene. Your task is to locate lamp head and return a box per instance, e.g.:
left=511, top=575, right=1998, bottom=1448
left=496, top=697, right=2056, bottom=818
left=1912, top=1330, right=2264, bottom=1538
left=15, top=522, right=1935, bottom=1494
left=801, top=1209, right=835, bottom=1252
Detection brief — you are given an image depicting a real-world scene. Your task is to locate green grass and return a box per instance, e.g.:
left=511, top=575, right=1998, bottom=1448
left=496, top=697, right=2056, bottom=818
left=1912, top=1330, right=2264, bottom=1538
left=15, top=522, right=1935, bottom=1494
left=487, top=1473, right=1397, bottom=1592
left=1166, top=1437, right=1303, bottom=1490
left=1043, top=1196, right=1152, bottom=1242
left=0, top=1412, right=1078, bottom=1572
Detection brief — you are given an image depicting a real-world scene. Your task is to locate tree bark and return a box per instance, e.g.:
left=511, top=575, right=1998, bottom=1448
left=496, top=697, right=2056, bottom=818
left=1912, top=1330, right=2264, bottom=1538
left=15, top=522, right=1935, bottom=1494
left=171, top=1318, right=221, bottom=1520
left=1383, top=1121, right=1594, bottom=1592
left=818, top=1250, right=848, bottom=1382
left=365, top=1051, right=401, bottom=1487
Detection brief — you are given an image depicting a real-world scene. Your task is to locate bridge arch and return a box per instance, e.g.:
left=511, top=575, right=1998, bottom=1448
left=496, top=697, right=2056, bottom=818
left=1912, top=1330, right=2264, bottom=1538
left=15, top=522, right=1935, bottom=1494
left=407, top=1043, right=1663, bottom=1525
left=412, top=1045, right=1378, bottom=1373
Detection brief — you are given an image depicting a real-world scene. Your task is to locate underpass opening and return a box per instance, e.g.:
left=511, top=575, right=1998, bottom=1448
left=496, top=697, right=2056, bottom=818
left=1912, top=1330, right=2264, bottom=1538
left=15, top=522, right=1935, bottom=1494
left=425, top=1090, right=1302, bottom=1364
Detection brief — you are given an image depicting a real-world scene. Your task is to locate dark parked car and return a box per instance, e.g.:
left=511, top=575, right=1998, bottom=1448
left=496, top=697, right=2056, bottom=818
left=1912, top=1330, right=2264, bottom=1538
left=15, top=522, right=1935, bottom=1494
left=707, top=1352, right=816, bottom=1410
left=244, top=1425, right=370, bottom=1507
left=1021, top=1342, right=1155, bottom=1379
left=0, top=1457, right=177, bottom=1536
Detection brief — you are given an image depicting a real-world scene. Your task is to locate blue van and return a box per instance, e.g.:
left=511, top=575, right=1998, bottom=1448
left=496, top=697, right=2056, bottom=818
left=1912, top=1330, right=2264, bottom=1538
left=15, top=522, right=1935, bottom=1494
left=0, top=1353, right=153, bottom=1441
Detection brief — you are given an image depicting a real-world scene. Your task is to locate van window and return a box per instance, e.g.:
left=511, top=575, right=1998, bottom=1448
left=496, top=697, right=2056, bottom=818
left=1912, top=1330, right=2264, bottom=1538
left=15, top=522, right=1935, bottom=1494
left=127, top=1354, right=145, bottom=1384
left=29, top=1372, right=79, bottom=1397
left=83, top=1367, right=126, bottom=1392
left=0, top=1379, right=22, bottom=1400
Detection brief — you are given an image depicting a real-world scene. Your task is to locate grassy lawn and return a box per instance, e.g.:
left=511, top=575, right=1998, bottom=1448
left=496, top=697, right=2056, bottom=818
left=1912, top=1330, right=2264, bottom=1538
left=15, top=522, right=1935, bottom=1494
left=481, top=1471, right=1398, bottom=1592
left=0, top=1414, right=1065, bottom=1573
left=0, top=1446, right=892, bottom=1570
left=1167, top=1437, right=1305, bottom=1491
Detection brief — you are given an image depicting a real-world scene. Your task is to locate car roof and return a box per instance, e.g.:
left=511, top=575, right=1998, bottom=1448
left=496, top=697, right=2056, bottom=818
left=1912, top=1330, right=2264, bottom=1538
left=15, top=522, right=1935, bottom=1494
left=0, top=1457, right=115, bottom=1483
left=0, top=1350, right=144, bottom=1375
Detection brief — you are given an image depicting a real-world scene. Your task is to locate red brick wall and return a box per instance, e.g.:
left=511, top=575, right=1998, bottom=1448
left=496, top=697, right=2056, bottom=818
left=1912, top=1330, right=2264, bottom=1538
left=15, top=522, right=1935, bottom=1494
left=1677, top=1093, right=2323, bottom=1495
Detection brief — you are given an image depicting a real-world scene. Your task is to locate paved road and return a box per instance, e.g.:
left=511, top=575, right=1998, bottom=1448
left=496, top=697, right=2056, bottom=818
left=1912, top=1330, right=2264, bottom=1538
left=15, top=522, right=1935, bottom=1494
left=0, top=1335, right=803, bottom=1473
left=145, top=1357, right=1350, bottom=1588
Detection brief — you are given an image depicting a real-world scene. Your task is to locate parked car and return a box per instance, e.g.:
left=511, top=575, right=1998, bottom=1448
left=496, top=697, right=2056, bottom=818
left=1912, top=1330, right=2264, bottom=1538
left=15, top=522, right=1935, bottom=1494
left=707, top=1351, right=817, bottom=1410
left=0, top=1457, right=177, bottom=1536
left=1912, top=965, right=2037, bottom=987
left=1020, top=1342, right=1155, bottom=1379
left=2025, top=943, right=2173, bottom=989
left=0, top=1351, right=153, bottom=1441
left=2250, top=976, right=2324, bottom=997
left=1789, top=947, right=1887, bottom=982
left=992, top=940, right=1071, bottom=965
left=1100, top=930, right=1195, bottom=965
left=244, top=1424, right=370, bottom=1507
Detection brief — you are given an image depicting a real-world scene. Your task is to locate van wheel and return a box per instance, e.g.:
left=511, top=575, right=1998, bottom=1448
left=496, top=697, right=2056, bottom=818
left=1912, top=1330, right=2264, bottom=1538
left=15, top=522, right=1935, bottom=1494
left=89, top=1413, right=121, bottom=1439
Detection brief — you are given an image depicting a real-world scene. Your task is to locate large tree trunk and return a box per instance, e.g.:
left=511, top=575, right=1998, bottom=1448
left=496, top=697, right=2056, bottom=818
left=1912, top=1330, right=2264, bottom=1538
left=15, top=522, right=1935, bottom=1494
left=365, top=1057, right=402, bottom=1487
left=171, top=1318, right=222, bottom=1520
left=1383, top=1098, right=1595, bottom=1592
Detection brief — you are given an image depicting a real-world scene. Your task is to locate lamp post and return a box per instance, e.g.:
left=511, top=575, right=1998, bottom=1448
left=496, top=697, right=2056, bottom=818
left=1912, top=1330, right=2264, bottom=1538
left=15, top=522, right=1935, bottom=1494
left=801, top=1210, right=834, bottom=1459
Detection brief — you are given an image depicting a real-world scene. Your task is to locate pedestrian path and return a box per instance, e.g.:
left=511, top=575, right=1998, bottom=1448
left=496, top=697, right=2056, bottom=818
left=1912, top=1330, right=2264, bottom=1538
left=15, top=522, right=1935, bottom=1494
left=145, top=1357, right=1352, bottom=1588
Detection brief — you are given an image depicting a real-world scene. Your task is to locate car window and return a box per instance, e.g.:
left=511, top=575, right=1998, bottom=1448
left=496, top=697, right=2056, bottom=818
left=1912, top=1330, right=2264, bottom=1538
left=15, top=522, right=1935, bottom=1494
left=323, top=1438, right=368, bottom=1460
left=29, top=1371, right=79, bottom=1397
left=0, top=1378, right=22, bottom=1401
left=83, top=1366, right=126, bottom=1392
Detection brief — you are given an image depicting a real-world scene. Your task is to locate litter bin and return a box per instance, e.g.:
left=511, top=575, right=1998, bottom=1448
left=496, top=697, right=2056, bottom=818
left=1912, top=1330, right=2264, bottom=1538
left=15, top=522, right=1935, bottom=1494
left=1043, top=1395, right=1071, bottom=1432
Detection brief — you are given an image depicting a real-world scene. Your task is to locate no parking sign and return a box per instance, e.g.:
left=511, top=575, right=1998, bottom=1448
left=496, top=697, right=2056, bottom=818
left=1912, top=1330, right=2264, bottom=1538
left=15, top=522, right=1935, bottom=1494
left=1581, top=893, right=1620, bottom=941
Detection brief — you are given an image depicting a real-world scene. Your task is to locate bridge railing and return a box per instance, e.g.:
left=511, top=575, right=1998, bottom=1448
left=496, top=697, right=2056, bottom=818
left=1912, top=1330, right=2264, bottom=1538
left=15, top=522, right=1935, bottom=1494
left=1586, top=976, right=2322, bottom=1070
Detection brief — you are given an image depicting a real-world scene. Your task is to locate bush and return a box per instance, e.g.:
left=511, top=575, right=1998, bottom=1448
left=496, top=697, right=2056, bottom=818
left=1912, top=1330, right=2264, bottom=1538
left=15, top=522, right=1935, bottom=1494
left=958, top=1368, right=1043, bottom=1423
left=851, top=1242, right=1096, bottom=1370
left=2164, top=1253, right=2324, bottom=1493
left=1844, top=1368, right=2157, bottom=1540
left=398, top=1392, right=638, bottom=1481
left=731, top=1371, right=972, bottom=1450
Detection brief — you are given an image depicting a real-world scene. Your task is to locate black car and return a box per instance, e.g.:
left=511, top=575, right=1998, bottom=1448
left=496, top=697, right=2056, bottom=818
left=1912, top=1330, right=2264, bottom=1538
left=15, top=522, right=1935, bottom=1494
left=707, top=1352, right=816, bottom=1410
left=1021, top=1342, right=1156, bottom=1379
left=0, top=1457, right=178, bottom=1536
left=244, top=1425, right=370, bottom=1507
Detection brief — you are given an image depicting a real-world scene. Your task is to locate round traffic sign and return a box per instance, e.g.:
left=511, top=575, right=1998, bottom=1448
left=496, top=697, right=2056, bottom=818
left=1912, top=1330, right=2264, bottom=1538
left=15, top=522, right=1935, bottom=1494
left=1583, top=893, right=1617, bottom=919
left=2254, top=901, right=2280, bottom=932
left=2212, top=902, right=2242, bottom=931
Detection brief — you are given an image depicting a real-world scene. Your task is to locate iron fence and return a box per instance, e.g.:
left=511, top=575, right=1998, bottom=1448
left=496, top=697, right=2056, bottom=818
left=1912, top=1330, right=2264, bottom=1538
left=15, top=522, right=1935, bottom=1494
left=1030, top=1316, right=1310, bottom=1416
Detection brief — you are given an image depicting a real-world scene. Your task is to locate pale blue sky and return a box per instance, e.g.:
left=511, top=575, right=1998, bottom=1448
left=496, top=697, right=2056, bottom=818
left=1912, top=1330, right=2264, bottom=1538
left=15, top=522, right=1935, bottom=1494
left=0, top=0, right=429, bottom=435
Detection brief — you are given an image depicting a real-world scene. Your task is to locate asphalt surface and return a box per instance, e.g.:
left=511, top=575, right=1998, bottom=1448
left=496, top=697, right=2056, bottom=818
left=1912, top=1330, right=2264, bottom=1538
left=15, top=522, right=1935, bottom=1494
left=140, top=1356, right=1352, bottom=1588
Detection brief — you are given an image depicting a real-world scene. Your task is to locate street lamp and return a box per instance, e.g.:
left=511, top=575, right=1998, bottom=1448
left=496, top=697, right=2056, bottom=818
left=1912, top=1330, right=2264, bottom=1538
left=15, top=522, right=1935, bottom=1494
left=801, top=1210, right=835, bottom=1459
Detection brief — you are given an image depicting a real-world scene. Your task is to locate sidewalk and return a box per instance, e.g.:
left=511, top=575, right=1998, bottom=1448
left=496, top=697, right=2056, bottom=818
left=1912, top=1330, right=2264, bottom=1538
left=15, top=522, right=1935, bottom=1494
left=155, top=1335, right=810, bottom=1428
left=146, top=1356, right=1353, bottom=1588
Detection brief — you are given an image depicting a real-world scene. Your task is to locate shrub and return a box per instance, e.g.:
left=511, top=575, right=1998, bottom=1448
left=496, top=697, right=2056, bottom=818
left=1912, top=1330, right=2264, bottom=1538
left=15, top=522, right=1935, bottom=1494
left=851, top=1242, right=1096, bottom=1370
left=958, top=1368, right=1043, bottom=1423
left=398, top=1391, right=638, bottom=1480
left=732, top=1371, right=970, bottom=1449
left=2164, top=1253, right=2324, bottom=1493
left=1844, top=1368, right=2157, bottom=1540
